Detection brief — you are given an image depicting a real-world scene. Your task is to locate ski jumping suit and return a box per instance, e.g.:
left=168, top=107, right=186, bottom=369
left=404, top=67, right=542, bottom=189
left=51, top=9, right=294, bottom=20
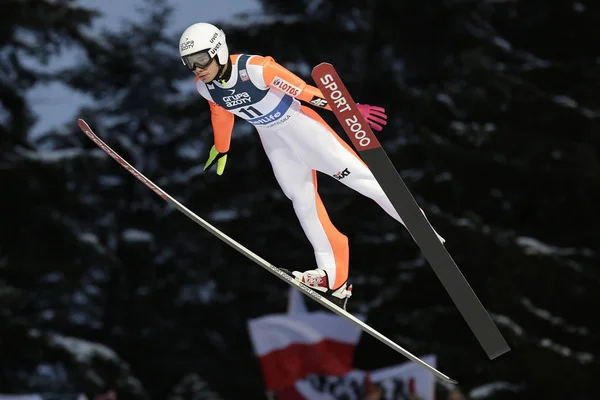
left=195, top=54, right=444, bottom=290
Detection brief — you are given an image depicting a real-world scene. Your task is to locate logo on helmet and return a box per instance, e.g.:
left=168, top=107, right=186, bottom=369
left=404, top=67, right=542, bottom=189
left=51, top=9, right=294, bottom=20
left=209, top=42, right=222, bottom=58
left=209, top=32, right=218, bottom=43
left=180, top=38, right=194, bottom=51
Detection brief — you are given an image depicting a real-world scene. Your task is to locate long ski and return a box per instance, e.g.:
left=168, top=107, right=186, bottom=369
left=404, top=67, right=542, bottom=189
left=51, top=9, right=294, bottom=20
left=311, top=63, right=510, bottom=360
left=77, top=118, right=458, bottom=384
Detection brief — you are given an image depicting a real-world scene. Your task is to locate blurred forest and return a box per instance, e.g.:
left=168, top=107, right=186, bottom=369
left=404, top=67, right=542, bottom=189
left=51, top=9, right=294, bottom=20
left=1, top=0, right=599, bottom=399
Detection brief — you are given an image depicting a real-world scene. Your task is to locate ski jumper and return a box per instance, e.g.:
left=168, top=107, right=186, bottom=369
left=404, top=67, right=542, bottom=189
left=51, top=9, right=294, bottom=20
left=195, top=54, right=444, bottom=290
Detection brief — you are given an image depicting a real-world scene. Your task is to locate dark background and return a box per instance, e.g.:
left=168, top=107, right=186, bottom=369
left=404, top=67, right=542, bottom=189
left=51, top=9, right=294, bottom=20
left=1, top=0, right=599, bottom=399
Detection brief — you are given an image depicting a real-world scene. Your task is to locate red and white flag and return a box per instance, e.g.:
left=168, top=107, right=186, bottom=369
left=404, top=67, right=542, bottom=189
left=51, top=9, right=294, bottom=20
left=247, top=288, right=365, bottom=391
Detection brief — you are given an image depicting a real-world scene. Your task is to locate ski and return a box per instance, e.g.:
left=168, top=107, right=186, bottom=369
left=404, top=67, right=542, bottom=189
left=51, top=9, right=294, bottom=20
left=311, top=63, right=510, bottom=360
left=77, top=118, right=458, bottom=384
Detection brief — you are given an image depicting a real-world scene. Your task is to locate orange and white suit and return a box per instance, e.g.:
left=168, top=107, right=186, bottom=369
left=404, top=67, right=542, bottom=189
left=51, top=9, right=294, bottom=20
left=195, top=53, right=444, bottom=292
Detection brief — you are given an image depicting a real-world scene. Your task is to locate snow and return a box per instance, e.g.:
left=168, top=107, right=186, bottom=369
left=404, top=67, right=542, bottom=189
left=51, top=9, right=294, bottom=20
left=81, top=285, right=98, bottom=297
left=521, top=298, right=589, bottom=335
left=79, top=232, right=100, bottom=245
left=435, top=92, right=454, bottom=107
left=399, top=169, right=424, bottom=182
left=449, top=216, right=477, bottom=230
left=73, top=291, right=88, bottom=306
left=176, top=142, right=203, bottom=160
left=516, top=236, right=560, bottom=255
left=48, top=332, right=119, bottom=363
left=69, top=311, right=91, bottom=326
left=98, top=175, right=123, bottom=187
left=383, top=134, right=411, bottom=152
left=13, top=26, right=43, bottom=50
left=78, top=232, right=110, bottom=255
left=89, top=267, right=109, bottom=281
left=178, top=281, right=216, bottom=305
left=553, top=95, right=578, bottom=109
left=210, top=208, right=240, bottom=222
left=41, top=272, right=62, bottom=283
left=552, top=94, right=600, bottom=118
left=157, top=164, right=209, bottom=186
left=539, top=338, right=594, bottom=364
left=449, top=121, right=467, bottom=135
left=491, top=313, right=524, bottom=336
left=306, top=0, right=324, bottom=14
left=492, top=36, right=512, bottom=52
left=41, top=309, right=55, bottom=321
left=469, top=381, right=522, bottom=399
left=515, top=236, right=595, bottom=257
left=581, top=107, right=600, bottom=119
left=464, top=13, right=553, bottom=71
left=344, top=17, right=359, bottom=32
left=30, top=362, right=71, bottom=389
left=575, top=352, right=595, bottom=364
left=121, top=228, right=154, bottom=243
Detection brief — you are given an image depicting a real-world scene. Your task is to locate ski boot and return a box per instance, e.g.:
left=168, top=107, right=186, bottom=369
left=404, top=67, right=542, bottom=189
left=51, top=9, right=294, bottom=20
left=280, top=268, right=353, bottom=310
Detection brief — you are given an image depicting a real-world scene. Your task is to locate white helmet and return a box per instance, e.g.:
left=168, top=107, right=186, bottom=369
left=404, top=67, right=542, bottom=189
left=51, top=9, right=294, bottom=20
left=179, top=23, right=229, bottom=69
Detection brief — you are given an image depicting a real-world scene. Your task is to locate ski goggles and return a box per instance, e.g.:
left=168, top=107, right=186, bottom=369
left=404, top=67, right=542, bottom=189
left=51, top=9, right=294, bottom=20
left=182, top=49, right=213, bottom=70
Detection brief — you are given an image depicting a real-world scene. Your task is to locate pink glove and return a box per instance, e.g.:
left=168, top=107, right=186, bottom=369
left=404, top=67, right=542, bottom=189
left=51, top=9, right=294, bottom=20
left=357, top=104, right=388, bottom=131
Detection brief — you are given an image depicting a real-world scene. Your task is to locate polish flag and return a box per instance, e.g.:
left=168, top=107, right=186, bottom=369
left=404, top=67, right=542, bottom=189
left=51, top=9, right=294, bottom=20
left=247, top=288, right=365, bottom=391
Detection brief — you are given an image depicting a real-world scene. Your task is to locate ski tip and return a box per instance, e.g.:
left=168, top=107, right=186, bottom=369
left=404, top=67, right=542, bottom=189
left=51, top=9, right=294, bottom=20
left=77, top=119, right=89, bottom=130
